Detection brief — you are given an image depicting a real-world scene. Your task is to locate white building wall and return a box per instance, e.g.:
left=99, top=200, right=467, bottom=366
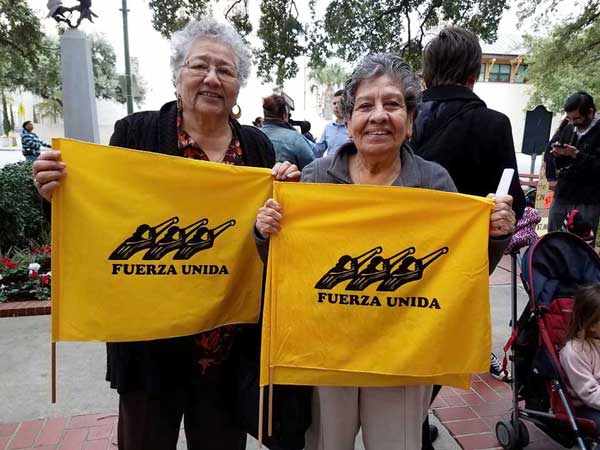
left=7, top=91, right=128, bottom=146
left=474, top=81, right=564, bottom=156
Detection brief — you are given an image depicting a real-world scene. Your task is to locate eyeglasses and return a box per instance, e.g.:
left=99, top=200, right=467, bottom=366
left=181, top=58, right=238, bottom=82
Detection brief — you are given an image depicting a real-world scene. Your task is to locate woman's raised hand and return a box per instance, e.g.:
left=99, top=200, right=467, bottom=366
left=32, top=150, right=66, bottom=202
left=272, top=161, right=301, bottom=182
left=488, top=194, right=516, bottom=238
left=256, top=199, right=282, bottom=239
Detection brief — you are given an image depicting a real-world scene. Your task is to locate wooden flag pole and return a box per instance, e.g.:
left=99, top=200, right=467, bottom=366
left=258, top=385, right=264, bottom=449
left=51, top=342, right=56, bottom=403
left=268, top=369, right=274, bottom=437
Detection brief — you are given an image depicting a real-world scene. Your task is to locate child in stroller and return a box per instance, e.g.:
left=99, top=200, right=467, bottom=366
left=561, top=283, right=600, bottom=443
left=497, top=231, right=600, bottom=450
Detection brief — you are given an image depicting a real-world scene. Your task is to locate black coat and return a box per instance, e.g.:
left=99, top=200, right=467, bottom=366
left=105, top=101, right=276, bottom=394
left=105, top=101, right=311, bottom=450
left=544, top=117, right=600, bottom=204
left=412, top=85, right=525, bottom=220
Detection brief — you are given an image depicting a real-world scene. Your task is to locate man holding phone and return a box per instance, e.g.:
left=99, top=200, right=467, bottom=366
left=545, top=91, right=600, bottom=237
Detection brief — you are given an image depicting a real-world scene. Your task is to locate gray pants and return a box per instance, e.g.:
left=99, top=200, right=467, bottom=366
left=305, top=385, right=432, bottom=450
left=548, top=198, right=600, bottom=237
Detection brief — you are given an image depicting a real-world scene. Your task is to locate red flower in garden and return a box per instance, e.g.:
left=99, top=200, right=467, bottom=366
left=30, top=245, right=51, bottom=255
left=1, top=257, right=17, bottom=269
left=30, top=271, right=39, bottom=279
left=41, top=274, right=50, bottom=286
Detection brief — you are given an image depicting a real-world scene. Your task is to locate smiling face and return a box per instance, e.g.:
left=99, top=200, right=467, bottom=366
left=176, top=39, right=241, bottom=118
left=348, top=75, right=414, bottom=158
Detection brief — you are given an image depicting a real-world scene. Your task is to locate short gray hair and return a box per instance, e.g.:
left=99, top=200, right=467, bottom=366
left=170, top=17, right=252, bottom=86
left=340, top=53, right=421, bottom=119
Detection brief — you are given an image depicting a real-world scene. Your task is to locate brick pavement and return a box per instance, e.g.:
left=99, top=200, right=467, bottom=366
left=0, top=373, right=571, bottom=450
left=0, top=414, right=117, bottom=450
left=433, top=372, right=569, bottom=450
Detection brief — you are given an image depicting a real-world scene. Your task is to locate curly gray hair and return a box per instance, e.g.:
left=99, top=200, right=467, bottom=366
left=340, top=53, right=421, bottom=119
left=170, top=17, right=252, bottom=86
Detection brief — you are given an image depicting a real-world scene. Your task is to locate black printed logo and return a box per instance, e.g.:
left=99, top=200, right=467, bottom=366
left=109, top=216, right=236, bottom=261
left=315, top=246, right=448, bottom=292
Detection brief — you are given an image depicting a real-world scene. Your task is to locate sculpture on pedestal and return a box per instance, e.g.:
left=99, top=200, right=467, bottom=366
left=47, top=0, right=98, bottom=28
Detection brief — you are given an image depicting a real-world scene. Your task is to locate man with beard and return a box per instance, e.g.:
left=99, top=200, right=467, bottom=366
left=545, top=91, right=600, bottom=238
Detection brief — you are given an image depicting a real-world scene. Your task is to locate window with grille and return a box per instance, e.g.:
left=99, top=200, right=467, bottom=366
left=488, top=63, right=511, bottom=82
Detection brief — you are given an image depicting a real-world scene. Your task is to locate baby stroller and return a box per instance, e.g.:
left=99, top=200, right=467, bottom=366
left=496, top=231, right=600, bottom=449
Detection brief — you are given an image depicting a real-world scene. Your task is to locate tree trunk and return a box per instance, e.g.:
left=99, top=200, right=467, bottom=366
left=1, top=91, right=10, bottom=134
left=9, top=104, right=15, bottom=132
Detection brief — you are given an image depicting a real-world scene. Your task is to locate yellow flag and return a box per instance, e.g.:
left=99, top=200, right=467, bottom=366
left=51, top=139, right=272, bottom=342
left=261, top=182, right=494, bottom=389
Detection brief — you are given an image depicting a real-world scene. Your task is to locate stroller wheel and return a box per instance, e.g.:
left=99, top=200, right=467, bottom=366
left=517, top=420, right=530, bottom=447
left=496, top=420, right=519, bottom=449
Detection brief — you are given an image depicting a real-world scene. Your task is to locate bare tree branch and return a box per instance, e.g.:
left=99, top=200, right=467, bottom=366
left=224, top=0, right=244, bottom=19
left=403, top=9, right=411, bottom=57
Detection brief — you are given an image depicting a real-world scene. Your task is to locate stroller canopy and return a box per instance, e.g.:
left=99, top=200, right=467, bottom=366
left=521, top=232, right=600, bottom=307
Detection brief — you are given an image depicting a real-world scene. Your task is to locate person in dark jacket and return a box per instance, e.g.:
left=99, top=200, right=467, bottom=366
left=545, top=91, right=600, bottom=236
left=32, top=17, right=303, bottom=450
left=411, top=26, right=526, bottom=449
left=412, top=28, right=525, bottom=222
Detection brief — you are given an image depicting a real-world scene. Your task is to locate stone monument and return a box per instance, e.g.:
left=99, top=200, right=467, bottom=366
left=48, top=1, right=100, bottom=143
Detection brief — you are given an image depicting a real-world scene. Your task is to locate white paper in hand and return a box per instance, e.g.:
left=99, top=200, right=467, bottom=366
left=495, top=168, right=514, bottom=196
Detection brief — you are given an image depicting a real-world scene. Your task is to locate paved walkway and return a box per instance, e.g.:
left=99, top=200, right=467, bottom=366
left=0, top=255, right=574, bottom=449
left=0, top=414, right=117, bottom=450
left=0, top=372, right=569, bottom=450
left=434, top=373, right=570, bottom=450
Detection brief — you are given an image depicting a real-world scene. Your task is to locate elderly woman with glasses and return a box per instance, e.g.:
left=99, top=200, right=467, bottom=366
left=32, top=17, right=300, bottom=450
left=256, top=53, right=515, bottom=450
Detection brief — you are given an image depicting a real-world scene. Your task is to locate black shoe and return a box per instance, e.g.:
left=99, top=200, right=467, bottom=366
left=429, top=424, right=439, bottom=443
left=490, top=352, right=512, bottom=382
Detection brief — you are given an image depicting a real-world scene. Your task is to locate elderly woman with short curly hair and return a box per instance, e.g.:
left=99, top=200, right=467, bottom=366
left=33, top=17, right=300, bottom=450
left=256, top=52, right=515, bottom=450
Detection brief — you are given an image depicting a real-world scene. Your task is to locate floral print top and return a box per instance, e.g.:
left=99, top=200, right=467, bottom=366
left=177, top=110, right=244, bottom=165
left=177, top=110, right=243, bottom=376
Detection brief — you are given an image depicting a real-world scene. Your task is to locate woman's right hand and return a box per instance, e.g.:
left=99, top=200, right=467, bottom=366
left=32, top=150, right=66, bottom=202
left=255, top=199, right=283, bottom=239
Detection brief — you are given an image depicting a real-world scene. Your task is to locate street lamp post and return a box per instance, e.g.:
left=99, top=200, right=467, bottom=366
left=120, top=0, right=134, bottom=114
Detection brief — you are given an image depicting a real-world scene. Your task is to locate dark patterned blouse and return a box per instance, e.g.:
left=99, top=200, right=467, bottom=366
left=177, top=110, right=243, bottom=376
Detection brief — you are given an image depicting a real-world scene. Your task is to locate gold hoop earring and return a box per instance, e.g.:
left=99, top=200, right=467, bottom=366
left=230, top=104, right=242, bottom=120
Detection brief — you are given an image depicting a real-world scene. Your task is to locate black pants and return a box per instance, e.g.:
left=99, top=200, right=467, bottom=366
left=421, top=385, right=443, bottom=450
left=117, top=379, right=246, bottom=450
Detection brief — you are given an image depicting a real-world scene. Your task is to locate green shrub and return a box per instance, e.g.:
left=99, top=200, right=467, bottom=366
left=0, top=161, right=50, bottom=253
